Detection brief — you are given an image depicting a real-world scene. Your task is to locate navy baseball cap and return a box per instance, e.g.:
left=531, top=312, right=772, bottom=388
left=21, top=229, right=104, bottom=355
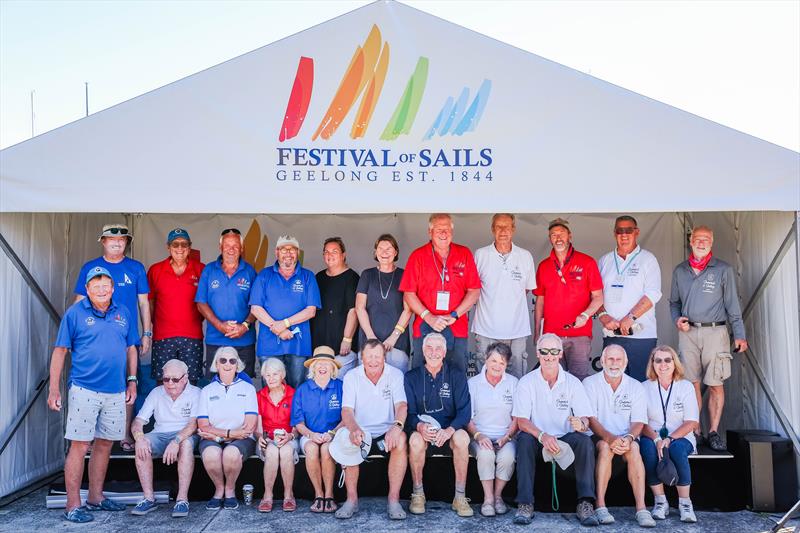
left=167, top=228, right=191, bottom=244
left=85, top=266, right=113, bottom=284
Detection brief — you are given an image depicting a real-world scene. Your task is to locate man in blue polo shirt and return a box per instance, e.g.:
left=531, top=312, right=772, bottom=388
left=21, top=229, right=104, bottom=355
left=74, top=223, right=152, bottom=449
left=48, top=267, right=140, bottom=523
left=250, top=235, right=321, bottom=388
left=196, top=228, right=258, bottom=377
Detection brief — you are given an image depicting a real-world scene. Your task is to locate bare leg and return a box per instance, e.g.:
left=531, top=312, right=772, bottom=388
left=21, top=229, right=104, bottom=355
left=303, top=442, right=324, bottom=499
left=480, top=480, right=494, bottom=505
left=625, top=442, right=646, bottom=511
left=692, top=381, right=703, bottom=434
left=451, top=430, right=470, bottom=486
left=595, top=440, right=613, bottom=508
left=176, top=440, right=195, bottom=502
left=387, top=437, right=407, bottom=503
left=87, top=438, right=113, bottom=504
left=408, top=432, right=428, bottom=487
left=202, top=447, right=225, bottom=498
left=222, top=446, right=243, bottom=498
left=494, top=478, right=508, bottom=501
left=343, top=464, right=359, bottom=504
left=677, top=485, right=691, bottom=499
left=262, top=445, right=280, bottom=500
left=708, top=385, right=725, bottom=433
left=650, top=483, right=665, bottom=497
left=320, top=443, right=336, bottom=499
left=134, top=448, right=154, bottom=500
left=278, top=444, right=296, bottom=499
left=64, top=441, right=91, bottom=511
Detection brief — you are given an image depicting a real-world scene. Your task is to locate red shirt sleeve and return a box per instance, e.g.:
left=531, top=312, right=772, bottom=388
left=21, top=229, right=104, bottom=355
left=586, top=257, right=604, bottom=291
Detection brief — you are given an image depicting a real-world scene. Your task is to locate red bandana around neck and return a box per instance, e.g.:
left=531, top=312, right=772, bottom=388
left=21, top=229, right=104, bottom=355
left=688, top=250, right=713, bottom=271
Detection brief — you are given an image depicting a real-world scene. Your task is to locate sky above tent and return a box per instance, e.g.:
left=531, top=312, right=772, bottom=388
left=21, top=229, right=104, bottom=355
left=0, top=0, right=798, bottom=152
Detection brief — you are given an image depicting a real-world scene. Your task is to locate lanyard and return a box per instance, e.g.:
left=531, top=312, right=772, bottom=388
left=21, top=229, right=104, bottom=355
left=552, top=246, right=574, bottom=285
left=613, top=248, right=642, bottom=277
left=657, top=381, right=674, bottom=437
left=431, top=244, right=450, bottom=290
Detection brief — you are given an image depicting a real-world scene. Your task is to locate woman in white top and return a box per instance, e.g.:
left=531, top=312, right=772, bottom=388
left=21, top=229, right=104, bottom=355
left=640, top=345, right=699, bottom=524
left=466, top=342, right=518, bottom=517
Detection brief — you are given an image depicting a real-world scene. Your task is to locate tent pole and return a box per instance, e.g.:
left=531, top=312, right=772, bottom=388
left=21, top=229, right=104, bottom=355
left=0, top=231, right=62, bottom=456
left=738, top=217, right=800, bottom=460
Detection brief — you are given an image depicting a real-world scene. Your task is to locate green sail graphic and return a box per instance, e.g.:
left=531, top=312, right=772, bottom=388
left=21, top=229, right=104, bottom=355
left=380, top=57, right=429, bottom=141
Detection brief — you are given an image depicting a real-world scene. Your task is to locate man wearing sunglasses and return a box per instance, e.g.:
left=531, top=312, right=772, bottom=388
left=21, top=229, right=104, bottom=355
left=147, top=229, right=205, bottom=383
left=130, top=359, right=200, bottom=518
left=196, top=228, right=258, bottom=378
left=405, top=332, right=473, bottom=517
left=533, top=218, right=603, bottom=381
left=48, top=267, right=140, bottom=523
left=512, top=333, right=597, bottom=526
left=596, top=216, right=662, bottom=381
left=74, top=223, right=152, bottom=451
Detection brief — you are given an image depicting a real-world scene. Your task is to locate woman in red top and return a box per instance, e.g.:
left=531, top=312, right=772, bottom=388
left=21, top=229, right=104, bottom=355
left=255, top=358, right=298, bottom=512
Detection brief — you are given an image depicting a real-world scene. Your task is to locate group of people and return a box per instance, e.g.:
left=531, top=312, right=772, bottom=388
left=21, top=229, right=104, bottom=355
left=47, top=213, right=746, bottom=526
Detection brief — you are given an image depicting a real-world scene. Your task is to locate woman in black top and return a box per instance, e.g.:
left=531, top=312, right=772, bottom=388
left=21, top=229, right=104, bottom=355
left=311, top=237, right=360, bottom=377
left=355, top=234, right=412, bottom=372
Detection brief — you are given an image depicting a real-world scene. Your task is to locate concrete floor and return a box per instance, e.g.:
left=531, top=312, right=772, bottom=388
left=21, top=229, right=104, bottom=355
left=0, top=487, right=794, bottom=533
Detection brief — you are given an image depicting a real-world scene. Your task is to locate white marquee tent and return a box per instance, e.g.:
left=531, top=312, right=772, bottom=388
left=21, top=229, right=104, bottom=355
left=1, top=0, right=798, bottom=499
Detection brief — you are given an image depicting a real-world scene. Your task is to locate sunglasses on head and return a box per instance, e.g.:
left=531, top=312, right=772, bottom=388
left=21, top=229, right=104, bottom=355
left=220, top=228, right=241, bottom=236
left=218, top=357, right=238, bottom=365
left=615, top=227, right=637, bottom=234
left=653, top=357, right=673, bottom=364
left=105, top=227, right=129, bottom=235
left=163, top=374, right=186, bottom=383
left=538, top=348, right=563, bottom=356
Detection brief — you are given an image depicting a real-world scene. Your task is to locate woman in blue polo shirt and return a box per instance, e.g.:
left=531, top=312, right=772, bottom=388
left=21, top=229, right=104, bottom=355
left=290, top=347, right=344, bottom=514
left=196, top=346, right=258, bottom=511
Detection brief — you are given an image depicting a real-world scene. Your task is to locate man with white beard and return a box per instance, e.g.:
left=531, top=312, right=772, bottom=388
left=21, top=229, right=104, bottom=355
left=583, top=344, right=655, bottom=527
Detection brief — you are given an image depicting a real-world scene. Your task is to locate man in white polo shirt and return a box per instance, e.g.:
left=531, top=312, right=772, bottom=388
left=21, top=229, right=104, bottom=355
left=130, top=359, right=200, bottom=517
left=584, top=344, right=655, bottom=527
left=512, top=333, right=597, bottom=526
left=596, top=216, right=662, bottom=381
left=337, top=339, right=408, bottom=520
left=472, top=213, right=536, bottom=377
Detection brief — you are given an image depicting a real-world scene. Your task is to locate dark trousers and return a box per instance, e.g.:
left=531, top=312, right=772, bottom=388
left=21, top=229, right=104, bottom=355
left=515, top=431, right=596, bottom=504
left=411, top=336, right=468, bottom=372
left=640, top=436, right=693, bottom=486
left=602, top=336, right=657, bottom=382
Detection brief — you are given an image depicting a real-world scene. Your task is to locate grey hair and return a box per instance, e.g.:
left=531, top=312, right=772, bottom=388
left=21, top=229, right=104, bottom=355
left=601, top=344, right=628, bottom=367
left=209, top=346, right=245, bottom=373
left=422, top=332, right=447, bottom=349
left=162, top=358, right=188, bottom=376
left=260, top=357, right=287, bottom=381
left=535, top=333, right=563, bottom=352
left=428, top=213, right=454, bottom=230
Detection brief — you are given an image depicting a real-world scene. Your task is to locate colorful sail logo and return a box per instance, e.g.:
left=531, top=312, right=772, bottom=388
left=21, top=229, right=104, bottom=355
left=278, top=24, right=491, bottom=142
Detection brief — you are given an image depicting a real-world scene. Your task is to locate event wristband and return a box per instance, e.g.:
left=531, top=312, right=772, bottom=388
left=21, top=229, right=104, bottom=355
left=474, top=431, right=483, bottom=440
left=623, top=433, right=635, bottom=442
left=420, top=309, right=430, bottom=319
left=133, top=431, right=144, bottom=441
left=327, top=429, right=337, bottom=437
left=283, top=318, right=291, bottom=327
left=127, top=375, right=138, bottom=383
left=537, top=432, right=546, bottom=444
left=597, top=311, right=608, bottom=318
left=342, top=336, right=352, bottom=343
left=580, top=312, right=590, bottom=320
left=241, top=321, right=250, bottom=330
left=394, top=325, right=405, bottom=334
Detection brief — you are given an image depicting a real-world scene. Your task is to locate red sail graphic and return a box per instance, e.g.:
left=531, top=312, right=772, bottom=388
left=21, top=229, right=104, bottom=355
left=279, top=56, right=314, bottom=142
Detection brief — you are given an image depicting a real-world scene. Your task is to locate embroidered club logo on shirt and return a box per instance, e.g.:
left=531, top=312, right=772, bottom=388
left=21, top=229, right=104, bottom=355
left=555, top=392, right=570, bottom=410
left=114, top=314, right=127, bottom=327
left=211, top=280, right=220, bottom=289
left=614, top=393, right=632, bottom=413
left=291, top=279, right=305, bottom=293
left=328, top=393, right=340, bottom=409
left=440, top=382, right=451, bottom=398
left=382, top=386, right=392, bottom=400
left=209, top=395, right=220, bottom=401
left=503, top=389, right=513, bottom=404
left=568, top=265, right=584, bottom=281
left=85, top=317, right=96, bottom=326
left=237, top=278, right=250, bottom=291
left=181, top=405, right=192, bottom=417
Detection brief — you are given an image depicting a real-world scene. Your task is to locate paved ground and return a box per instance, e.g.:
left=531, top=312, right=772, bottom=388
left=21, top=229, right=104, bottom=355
left=0, top=487, right=795, bottom=533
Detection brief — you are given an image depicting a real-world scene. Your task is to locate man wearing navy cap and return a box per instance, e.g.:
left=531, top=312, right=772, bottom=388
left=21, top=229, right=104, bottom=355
left=48, top=267, right=140, bottom=523
left=147, top=228, right=205, bottom=383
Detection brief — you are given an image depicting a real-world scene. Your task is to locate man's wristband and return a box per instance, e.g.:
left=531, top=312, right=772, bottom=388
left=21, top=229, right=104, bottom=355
left=127, top=375, right=138, bottom=384
left=597, top=311, right=608, bottom=318
left=342, top=336, right=353, bottom=343
left=579, top=312, right=590, bottom=320
left=420, top=309, right=430, bottom=319
left=537, top=432, right=546, bottom=444
left=474, top=431, right=483, bottom=440
left=284, top=318, right=291, bottom=327
left=241, top=321, right=250, bottom=330
left=327, top=429, right=337, bottom=437
left=132, top=431, right=145, bottom=441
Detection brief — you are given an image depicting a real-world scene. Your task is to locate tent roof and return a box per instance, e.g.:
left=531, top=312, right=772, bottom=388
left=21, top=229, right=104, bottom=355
left=1, top=0, right=798, bottom=214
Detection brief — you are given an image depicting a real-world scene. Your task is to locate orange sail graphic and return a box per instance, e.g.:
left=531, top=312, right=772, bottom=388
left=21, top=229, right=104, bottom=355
left=351, top=42, right=389, bottom=139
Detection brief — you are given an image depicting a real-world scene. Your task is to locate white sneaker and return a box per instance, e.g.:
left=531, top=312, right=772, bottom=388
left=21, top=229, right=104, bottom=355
left=594, top=506, right=615, bottom=524
left=679, top=502, right=697, bottom=523
left=651, top=501, right=669, bottom=520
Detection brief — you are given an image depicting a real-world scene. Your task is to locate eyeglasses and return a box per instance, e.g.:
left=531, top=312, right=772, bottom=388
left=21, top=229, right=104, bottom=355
left=163, top=374, right=186, bottom=383
left=105, top=227, right=129, bottom=235
left=220, top=228, right=241, bottom=236
left=653, top=357, right=673, bottom=364
left=615, top=227, right=637, bottom=234
left=359, top=441, right=371, bottom=460
left=170, top=241, right=190, bottom=248
left=538, top=348, right=563, bottom=356
left=218, top=357, right=238, bottom=365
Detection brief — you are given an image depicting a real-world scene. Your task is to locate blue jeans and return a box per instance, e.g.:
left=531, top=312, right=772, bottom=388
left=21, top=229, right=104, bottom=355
left=261, top=354, right=307, bottom=389
left=411, top=336, right=468, bottom=372
left=640, top=436, right=693, bottom=486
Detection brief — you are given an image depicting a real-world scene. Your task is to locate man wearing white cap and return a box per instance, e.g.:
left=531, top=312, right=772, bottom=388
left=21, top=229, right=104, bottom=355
left=584, top=344, right=655, bottom=527
left=74, top=223, right=152, bottom=450
left=335, top=339, right=408, bottom=520
left=512, top=333, right=597, bottom=526
left=250, top=235, right=321, bottom=388
left=48, top=267, right=140, bottom=523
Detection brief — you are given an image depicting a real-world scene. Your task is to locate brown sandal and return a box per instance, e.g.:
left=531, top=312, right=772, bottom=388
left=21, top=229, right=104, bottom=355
left=310, top=497, right=324, bottom=513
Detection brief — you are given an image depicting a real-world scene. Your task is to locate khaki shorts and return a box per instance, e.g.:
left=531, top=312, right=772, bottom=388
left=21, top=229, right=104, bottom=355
left=65, top=385, right=126, bottom=442
left=678, top=325, right=732, bottom=386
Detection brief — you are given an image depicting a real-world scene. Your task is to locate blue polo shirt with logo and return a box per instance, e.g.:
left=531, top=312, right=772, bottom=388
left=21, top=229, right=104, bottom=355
left=249, top=262, right=321, bottom=358
left=404, top=361, right=471, bottom=432
left=290, top=377, right=343, bottom=433
left=195, top=257, right=257, bottom=347
left=55, top=299, right=140, bottom=394
left=74, top=256, right=149, bottom=329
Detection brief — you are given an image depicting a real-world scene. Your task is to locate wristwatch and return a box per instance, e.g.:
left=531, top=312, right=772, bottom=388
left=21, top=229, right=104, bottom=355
left=174, top=435, right=183, bottom=444
left=127, top=375, right=138, bottom=384
left=142, top=331, right=153, bottom=337
left=450, top=311, right=458, bottom=319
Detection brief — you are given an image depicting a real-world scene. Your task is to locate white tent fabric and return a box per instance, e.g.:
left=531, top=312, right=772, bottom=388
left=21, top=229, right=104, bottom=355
left=0, top=1, right=797, bottom=214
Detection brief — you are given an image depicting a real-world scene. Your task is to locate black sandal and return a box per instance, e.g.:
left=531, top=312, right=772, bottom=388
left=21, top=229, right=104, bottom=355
left=323, top=497, right=338, bottom=513
left=310, top=497, right=324, bottom=513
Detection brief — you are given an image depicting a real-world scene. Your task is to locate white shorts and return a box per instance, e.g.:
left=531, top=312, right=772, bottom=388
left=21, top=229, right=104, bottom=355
left=257, top=438, right=300, bottom=464
left=65, top=385, right=126, bottom=441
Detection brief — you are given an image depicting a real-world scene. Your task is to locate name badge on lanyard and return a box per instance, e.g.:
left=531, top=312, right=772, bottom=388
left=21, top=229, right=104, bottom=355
left=608, top=275, right=624, bottom=304
left=436, top=291, right=450, bottom=311
left=433, top=245, right=451, bottom=311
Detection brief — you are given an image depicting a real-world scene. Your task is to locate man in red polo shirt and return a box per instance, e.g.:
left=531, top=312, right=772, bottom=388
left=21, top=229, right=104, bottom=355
left=533, top=218, right=604, bottom=381
left=400, top=213, right=481, bottom=372
left=147, top=228, right=205, bottom=383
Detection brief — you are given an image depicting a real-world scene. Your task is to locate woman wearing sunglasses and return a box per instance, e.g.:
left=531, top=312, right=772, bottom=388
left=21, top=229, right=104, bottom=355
left=640, top=345, right=699, bottom=523
left=196, top=347, right=258, bottom=511
left=290, top=347, right=344, bottom=513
